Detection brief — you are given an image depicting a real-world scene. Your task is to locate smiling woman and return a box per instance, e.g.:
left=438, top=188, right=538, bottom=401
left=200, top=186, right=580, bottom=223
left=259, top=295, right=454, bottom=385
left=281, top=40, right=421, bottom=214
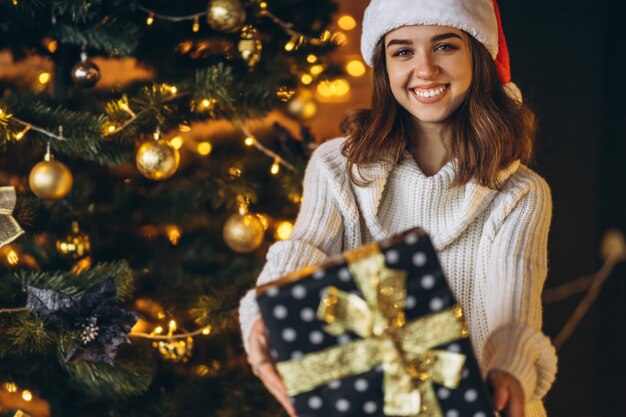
left=240, top=1, right=557, bottom=417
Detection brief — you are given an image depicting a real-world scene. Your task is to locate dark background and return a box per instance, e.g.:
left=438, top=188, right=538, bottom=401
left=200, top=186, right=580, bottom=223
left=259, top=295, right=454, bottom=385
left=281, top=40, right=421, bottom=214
left=501, top=0, right=625, bottom=415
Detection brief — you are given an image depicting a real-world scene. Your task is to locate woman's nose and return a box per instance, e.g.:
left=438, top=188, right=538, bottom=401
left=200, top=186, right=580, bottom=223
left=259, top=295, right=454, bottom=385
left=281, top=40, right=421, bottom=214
left=414, top=54, right=440, bottom=79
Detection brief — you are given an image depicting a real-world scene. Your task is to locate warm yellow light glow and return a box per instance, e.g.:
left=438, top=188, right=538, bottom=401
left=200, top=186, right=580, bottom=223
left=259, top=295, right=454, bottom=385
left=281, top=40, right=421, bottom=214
left=105, top=123, right=117, bottom=134
left=244, top=137, right=255, bottom=146
left=300, top=74, right=313, bottom=85
left=202, top=326, right=212, bottom=335
left=170, top=136, right=184, bottom=150
left=316, top=80, right=335, bottom=98
left=47, top=39, right=58, bottom=53
left=170, top=86, right=178, bottom=94
left=157, top=311, right=166, bottom=320
left=166, top=225, right=182, bottom=245
left=320, top=30, right=332, bottom=42
left=179, top=123, right=191, bottom=132
left=310, top=64, right=324, bottom=75
left=307, top=54, right=318, bottom=64
left=333, top=78, right=350, bottom=96
left=228, top=166, right=242, bottom=178
left=197, top=141, right=212, bottom=155
left=192, top=16, right=200, bottom=32
left=346, top=60, right=366, bottom=77
left=154, top=326, right=164, bottom=334
left=270, top=160, right=280, bottom=175
left=301, top=101, right=317, bottom=118
left=259, top=1, right=268, bottom=9
left=338, top=15, right=357, bottom=31
left=38, top=72, right=51, bottom=84
left=201, top=98, right=211, bottom=108
left=196, top=364, right=210, bottom=376
left=275, top=221, right=294, bottom=240
left=21, top=390, right=33, bottom=402
left=332, top=31, right=348, bottom=45
left=6, top=249, right=19, bottom=265
left=169, top=320, right=177, bottom=332
left=284, top=40, right=296, bottom=51
left=256, top=213, right=269, bottom=230
left=15, top=126, right=30, bottom=141
left=146, top=15, right=154, bottom=25
left=5, top=382, right=17, bottom=393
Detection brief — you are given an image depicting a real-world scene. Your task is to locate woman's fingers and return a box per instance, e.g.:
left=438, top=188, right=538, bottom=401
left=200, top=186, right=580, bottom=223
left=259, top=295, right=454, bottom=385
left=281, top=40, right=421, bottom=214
left=488, top=370, right=525, bottom=417
left=258, top=363, right=297, bottom=416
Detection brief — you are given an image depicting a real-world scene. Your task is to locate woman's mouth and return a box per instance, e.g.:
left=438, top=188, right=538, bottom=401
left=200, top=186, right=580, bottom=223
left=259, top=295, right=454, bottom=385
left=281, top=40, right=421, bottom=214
left=411, top=84, right=449, bottom=99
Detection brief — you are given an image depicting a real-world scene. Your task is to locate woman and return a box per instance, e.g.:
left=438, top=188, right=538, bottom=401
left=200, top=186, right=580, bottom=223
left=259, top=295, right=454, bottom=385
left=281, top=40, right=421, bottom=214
left=240, top=1, right=558, bottom=416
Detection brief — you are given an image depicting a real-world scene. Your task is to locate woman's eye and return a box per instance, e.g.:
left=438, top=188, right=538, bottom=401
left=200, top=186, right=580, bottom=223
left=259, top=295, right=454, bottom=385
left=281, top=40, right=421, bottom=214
left=393, top=49, right=412, bottom=57
left=434, top=44, right=457, bottom=52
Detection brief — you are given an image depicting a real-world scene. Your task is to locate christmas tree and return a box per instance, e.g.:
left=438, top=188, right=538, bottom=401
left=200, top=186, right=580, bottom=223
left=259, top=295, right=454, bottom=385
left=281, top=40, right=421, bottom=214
left=0, top=0, right=348, bottom=415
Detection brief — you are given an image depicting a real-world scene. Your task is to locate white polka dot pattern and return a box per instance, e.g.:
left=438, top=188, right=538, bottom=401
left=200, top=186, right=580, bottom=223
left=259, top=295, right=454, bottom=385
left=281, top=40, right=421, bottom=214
left=273, top=305, right=288, bottom=319
left=404, top=232, right=419, bottom=244
left=300, top=308, right=315, bottom=322
left=385, top=249, right=399, bottom=264
left=462, top=368, right=470, bottom=379
left=447, top=343, right=461, bottom=353
left=446, top=410, right=459, bottom=417
left=266, top=286, right=279, bottom=297
left=282, top=328, right=296, bottom=342
left=335, top=399, right=350, bottom=412
left=291, top=350, right=303, bottom=360
left=312, top=269, right=325, bottom=280
left=309, top=330, right=324, bottom=344
left=464, top=389, right=478, bottom=402
left=308, top=396, right=323, bottom=409
left=405, top=295, right=417, bottom=309
left=412, top=251, right=427, bottom=267
left=437, top=387, right=451, bottom=399
left=291, top=285, right=307, bottom=299
left=420, top=274, right=435, bottom=289
left=328, top=379, right=341, bottom=389
left=338, top=334, right=352, bottom=345
left=363, top=401, right=378, bottom=414
left=338, top=267, right=351, bottom=282
left=354, top=378, right=369, bottom=392
left=474, top=412, right=487, bottom=417
left=429, top=297, right=444, bottom=311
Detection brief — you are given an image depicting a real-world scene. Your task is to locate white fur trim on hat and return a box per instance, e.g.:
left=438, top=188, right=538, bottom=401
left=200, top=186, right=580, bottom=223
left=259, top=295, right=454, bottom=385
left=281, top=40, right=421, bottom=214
left=361, top=0, right=499, bottom=67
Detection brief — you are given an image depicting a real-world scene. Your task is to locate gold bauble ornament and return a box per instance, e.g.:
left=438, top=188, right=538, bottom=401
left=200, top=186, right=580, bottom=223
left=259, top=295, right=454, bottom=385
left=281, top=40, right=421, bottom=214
left=56, top=221, right=91, bottom=259
left=206, top=0, right=246, bottom=33
left=286, top=89, right=318, bottom=120
left=136, top=139, right=180, bottom=180
left=71, top=52, right=100, bottom=88
left=28, top=149, right=73, bottom=201
left=238, top=25, right=262, bottom=69
left=223, top=213, right=264, bottom=253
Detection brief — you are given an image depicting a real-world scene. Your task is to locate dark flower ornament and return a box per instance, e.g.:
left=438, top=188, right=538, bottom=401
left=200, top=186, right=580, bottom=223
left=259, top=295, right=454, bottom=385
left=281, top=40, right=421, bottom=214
left=26, top=277, right=139, bottom=365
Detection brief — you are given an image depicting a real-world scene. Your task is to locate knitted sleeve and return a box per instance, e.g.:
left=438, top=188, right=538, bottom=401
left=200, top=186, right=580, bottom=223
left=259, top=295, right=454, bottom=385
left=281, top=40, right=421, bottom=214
left=481, top=172, right=558, bottom=403
left=238, top=143, right=345, bottom=352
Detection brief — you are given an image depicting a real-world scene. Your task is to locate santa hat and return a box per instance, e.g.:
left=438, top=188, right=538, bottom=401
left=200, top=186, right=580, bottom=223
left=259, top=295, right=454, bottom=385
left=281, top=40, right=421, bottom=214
left=360, top=0, right=522, bottom=101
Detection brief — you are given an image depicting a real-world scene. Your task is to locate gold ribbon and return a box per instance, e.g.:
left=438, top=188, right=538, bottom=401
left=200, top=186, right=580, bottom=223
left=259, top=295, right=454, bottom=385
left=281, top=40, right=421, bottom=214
left=276, top=243, right=468, bottom=417
left=0, top=187, right=24, bottom=248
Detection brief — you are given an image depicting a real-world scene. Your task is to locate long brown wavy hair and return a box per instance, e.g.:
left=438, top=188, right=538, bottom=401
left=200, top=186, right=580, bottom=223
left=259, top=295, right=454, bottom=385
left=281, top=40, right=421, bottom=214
left=340, top=33, right=536, bottom=189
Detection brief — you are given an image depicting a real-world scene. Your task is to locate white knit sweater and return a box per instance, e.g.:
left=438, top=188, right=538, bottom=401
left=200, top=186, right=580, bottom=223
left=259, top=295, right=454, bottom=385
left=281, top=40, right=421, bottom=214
left=239, top=137, right=557, bottom=417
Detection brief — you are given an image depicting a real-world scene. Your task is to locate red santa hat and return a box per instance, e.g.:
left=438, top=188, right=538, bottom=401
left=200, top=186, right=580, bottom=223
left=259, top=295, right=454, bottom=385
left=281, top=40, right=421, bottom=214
left=360, top=0, right=521, bottom=101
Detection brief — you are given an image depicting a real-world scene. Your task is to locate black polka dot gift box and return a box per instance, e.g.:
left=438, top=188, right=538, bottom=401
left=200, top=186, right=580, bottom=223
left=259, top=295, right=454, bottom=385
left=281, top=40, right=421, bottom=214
left=256, top=228, right=495, bottom=417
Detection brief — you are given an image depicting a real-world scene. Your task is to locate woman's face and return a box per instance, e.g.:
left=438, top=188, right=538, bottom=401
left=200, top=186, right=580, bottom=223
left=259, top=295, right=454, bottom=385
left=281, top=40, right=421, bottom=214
left=384, top=25, right=472, bottom=129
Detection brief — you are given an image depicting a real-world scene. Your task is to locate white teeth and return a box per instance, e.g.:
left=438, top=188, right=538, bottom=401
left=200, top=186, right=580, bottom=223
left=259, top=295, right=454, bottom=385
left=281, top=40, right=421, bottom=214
left=413, top=85, right=447, bottom=98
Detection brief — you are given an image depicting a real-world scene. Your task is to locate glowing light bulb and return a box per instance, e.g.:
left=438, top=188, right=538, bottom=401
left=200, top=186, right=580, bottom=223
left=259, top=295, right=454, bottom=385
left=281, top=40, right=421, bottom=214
left=244, top=137, right=255, bottom=146
left=284, top=40, right=296, bottom=51
left=270, top=160, right=280, bottom=175
left=202, top=327, right=212, bottom=335
left=170, top=136, right=184, bottom=149
left=38, top=72, right=51, bottom=84
left=301, top=74, right=313, bottom=85
left=346, top=60, right=366, bottom=77
left=310, top=64, right=324, bottom=75
left=146, top=14, right=154, bottom=25
left=307, top=54, right=318, bottom=64
left=192, top=16, right=200, bottom=32
left=275, top=221, right=294, bottom=240
left=338, top=15, right=357, bottom=31
left=197, top=142, right=212, bottom=155
left=21, top=390, right=33, bottom=402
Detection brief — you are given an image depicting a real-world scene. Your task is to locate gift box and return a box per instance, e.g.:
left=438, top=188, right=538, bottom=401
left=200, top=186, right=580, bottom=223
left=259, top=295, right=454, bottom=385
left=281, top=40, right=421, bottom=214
left=257, top=228, right=495, bottom=417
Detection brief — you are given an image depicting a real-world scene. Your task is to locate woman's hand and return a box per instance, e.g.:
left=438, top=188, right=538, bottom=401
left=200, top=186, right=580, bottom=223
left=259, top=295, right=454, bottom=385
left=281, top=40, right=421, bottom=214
left=247, top=318, right=297, bottom=417
left=488, top=369, right=525, bottom=417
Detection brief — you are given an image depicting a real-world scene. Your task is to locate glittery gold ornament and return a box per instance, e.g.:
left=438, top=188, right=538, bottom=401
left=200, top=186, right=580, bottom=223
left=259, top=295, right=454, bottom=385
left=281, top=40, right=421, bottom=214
left=238, top=25, right=262, bottom=69
left=287, top=89, right=318, bottom=120
left=206, top=0, right=246, bottom=33
left=223, top=213, right=264, bottom=253
left=71, top=52, right=100, bottom=88
left=151, top=320, right=194, bottom=363
left=56, top=221, right=91, bottom=259
left=135, top=137, right=180, bottom=180
left=28, top=145, right=73, bottom=201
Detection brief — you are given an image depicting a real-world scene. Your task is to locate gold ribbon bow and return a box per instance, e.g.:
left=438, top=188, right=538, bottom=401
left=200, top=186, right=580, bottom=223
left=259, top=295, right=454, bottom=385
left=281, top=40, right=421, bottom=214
left=0, top=187, right=24, bottom=249
left=276, top=243, right=468, bottom=417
